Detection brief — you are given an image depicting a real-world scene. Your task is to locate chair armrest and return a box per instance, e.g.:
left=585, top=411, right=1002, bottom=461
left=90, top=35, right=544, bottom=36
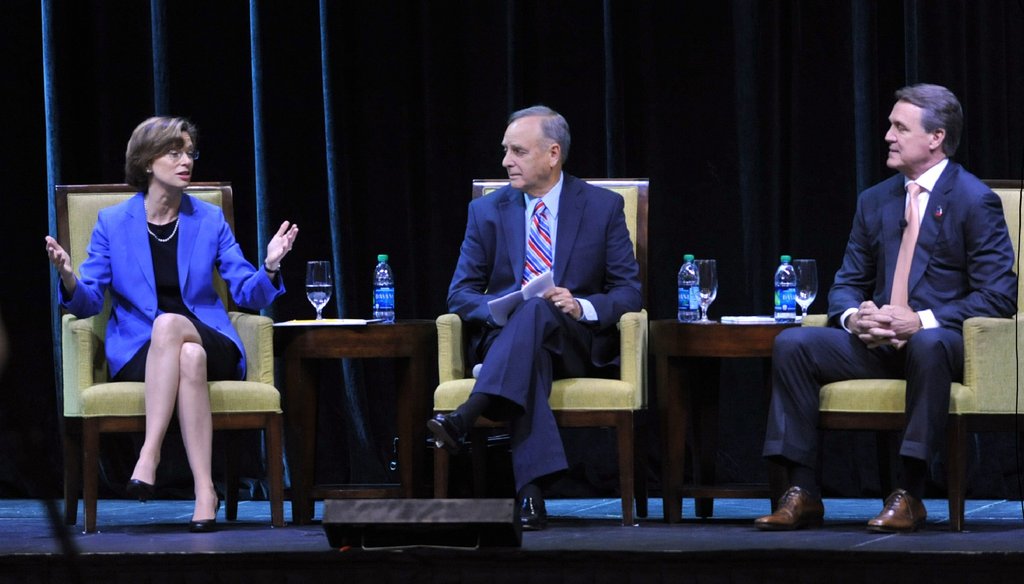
left=962, top=314, right=1023, bottom=413
left=617, top=310, right=648, bottom=406
left=229, top=311, right=275, bottom=384
left=801, top=314, right=828, bottom=327
left=436, top=313, right=465, bottom=383
left=62, top=314, right=105, bottom=416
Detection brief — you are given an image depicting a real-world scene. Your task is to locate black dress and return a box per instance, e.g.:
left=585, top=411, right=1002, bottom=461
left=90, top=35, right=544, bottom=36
left=112, top=220, right=241, bottom=382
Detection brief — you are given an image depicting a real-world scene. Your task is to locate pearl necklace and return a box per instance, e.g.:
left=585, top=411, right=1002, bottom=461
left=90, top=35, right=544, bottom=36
left=144, top=198, right=180, bottom=243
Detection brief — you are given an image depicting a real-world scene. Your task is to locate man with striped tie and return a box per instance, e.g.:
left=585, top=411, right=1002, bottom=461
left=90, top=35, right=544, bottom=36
left=428, top=106, right=642, bottom=530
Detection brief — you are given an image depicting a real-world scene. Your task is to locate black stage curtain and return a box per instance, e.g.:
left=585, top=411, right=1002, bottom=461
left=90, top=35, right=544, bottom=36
left=2, top=0, right=1023, bottom=501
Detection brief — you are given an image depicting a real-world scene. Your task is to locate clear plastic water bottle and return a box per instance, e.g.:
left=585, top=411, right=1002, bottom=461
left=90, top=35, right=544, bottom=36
left=774, top=254, right=797, bottom=322
left=677, top=253, right=700, bottom=322
left=372, top=254, right=395, bottom=323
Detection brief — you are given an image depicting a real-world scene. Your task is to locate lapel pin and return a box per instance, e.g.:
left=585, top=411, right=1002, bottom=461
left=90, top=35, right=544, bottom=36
left=934, top=205, right=944, bottom=219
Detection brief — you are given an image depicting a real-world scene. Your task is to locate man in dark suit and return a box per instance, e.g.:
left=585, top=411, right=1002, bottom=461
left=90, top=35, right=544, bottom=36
left=757, top=84, right=1017, bottom=532
left=427, top=105, right=642, bottom=530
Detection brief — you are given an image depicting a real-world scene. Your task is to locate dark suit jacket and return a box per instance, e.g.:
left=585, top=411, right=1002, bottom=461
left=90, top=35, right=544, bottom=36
left=828, top=161, right=1017, bottom=329
left=61, top=193, right=285, bottom=379
left=447, top=174, right=642, bottom=367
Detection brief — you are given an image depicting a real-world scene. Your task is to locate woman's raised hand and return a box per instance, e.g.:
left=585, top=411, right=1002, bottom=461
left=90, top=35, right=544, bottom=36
left=265, top=221, right=299, bottom=269
left=45, top=236, right=77, bottom=291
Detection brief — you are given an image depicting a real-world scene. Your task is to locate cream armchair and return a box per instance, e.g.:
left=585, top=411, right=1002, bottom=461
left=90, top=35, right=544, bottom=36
left=807, top=179, right=1022, bottom=532
left=57, top=183, right=285, bottom=533
left=432, top=179, right=649, bottom=526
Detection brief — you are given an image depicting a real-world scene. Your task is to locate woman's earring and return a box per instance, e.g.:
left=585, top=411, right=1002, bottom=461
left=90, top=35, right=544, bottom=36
left=146, top=168, right=152, bottom=174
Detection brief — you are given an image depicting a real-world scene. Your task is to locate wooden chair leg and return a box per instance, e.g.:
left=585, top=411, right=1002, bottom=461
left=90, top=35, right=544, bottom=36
left=267, top=415, right=285, bottom=528
left=616, top=414, right=636, bottom=526
left=876, top=430, right=897, bottom=499
left=63, top=417, right=82, bottom=526
left=947, top=416, right=967, bottom=532
left=470, top=428, right=489, bottom=496
left=223, top=431, right=240, bottom=522
left=433, top=445, right=450, bottom=498
left=82, top=420, right=100, bottom=534
left=634, top=412, right=648, bottom=519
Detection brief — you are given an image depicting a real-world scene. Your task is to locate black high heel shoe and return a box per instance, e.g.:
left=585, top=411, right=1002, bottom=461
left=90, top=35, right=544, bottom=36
left=188, top=499, right=221, bottom=533
left=126, top=479, right=155, bottom=502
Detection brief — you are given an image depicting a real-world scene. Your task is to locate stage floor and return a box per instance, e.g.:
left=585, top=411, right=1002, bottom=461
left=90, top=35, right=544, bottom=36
left=3, top=497, right=1024, bottom=582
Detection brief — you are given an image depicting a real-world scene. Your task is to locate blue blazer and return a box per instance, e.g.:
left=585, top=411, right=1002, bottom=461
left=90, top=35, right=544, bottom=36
left=828, top=162, right=1017, bottom=329
left=447, top=174, right=642, bottom=366
left=61, top=193, right=285, bottom=379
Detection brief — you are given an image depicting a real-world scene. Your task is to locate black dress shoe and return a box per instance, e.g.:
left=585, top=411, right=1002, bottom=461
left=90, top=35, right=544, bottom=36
left=520, top=496, right=548, bottom=531
left=426, top=413, right=467, bottom=454
left=126, top=479, right=155, bottom=502
left=189, top=499, right=221, bottom=533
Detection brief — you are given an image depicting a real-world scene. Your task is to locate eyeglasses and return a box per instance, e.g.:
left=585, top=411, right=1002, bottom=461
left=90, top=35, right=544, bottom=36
left=165, top=149, right=200, bottom=162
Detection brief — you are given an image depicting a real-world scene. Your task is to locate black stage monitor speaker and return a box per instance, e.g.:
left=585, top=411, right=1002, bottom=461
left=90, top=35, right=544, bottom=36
left=322, top=498, right=521, bottom=549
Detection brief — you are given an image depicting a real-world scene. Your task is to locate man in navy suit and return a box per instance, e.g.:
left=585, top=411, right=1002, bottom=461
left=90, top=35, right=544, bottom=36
left=427, top=106, right=642, bottom=530
left=757, top=84, right=1017, bottom=532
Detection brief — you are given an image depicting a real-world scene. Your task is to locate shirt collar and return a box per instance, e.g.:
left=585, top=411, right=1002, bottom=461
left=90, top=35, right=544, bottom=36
left=524, top=172, right=564, bottom=218
left=906, top=158, right=948, bottom=193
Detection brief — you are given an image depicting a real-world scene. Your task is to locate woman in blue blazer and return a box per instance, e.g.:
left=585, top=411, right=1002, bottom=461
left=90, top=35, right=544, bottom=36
left=45, top=117, right=299, bottom=532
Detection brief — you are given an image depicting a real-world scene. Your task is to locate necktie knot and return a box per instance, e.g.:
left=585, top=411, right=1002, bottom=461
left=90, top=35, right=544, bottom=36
left=907, top=181, right=925, bottom=198
left=534, top=201, right=548, bottom=218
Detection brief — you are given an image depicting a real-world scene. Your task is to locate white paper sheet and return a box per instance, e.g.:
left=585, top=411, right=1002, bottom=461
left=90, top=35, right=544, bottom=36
left=486, top=271, right=555, bottom=326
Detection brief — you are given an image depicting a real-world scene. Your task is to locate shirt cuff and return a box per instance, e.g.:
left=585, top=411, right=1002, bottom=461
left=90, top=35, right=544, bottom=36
left=840, top=307, right=858, bottom=333
left=918, top=309, right=938, bottom=329
left=577, top=298, right=597, bottom=322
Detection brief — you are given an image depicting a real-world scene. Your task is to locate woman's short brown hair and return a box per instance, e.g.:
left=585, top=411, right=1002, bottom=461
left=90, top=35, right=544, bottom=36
left=124, top=116, right=199, bottom=191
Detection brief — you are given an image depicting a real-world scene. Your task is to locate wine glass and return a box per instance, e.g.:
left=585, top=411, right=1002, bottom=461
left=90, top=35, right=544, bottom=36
left=695, top=259, right=718, bottom=323
left=793, top=258, right=818, bottom=320
left=305, top=260, right=332, bottom=320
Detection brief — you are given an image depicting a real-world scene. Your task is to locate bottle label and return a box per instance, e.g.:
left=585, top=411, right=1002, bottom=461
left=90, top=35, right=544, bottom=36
left=774, top=287, right=796, bottom=312
left=678, top=287, right=700, bottom=310
left=374, top=286, right=395, bottom=309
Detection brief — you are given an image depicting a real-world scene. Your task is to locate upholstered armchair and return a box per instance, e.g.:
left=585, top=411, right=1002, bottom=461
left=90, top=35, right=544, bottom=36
left=57, top=183, right=285, bottom=533
left=432, top=179, right=649, bottom=526
left=806, top=179, right=1022, bottom=531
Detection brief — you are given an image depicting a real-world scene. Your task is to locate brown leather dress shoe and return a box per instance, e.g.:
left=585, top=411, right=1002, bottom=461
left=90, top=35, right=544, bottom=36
left=867, top=489, right=927, bottom=533
left=755, top=486, right=824, bottom=531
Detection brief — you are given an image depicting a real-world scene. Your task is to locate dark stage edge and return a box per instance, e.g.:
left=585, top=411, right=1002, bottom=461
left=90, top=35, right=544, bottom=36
left=3, top=497, right=1024, bottom=583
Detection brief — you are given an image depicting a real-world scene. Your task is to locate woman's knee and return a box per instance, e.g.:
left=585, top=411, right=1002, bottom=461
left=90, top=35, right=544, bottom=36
left=179, top=342, right=208, bottom=381
left=151, top=314, right=194, bottom=347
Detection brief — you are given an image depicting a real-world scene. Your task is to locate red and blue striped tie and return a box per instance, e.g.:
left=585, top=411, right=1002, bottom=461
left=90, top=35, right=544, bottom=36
left=522, top=201, right=553, bottom=285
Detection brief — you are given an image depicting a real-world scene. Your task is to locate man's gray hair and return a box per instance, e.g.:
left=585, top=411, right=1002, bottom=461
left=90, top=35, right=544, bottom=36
left=509, top=105, right=571, bottom=165
left=895, top=84, right=963, bottom=157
